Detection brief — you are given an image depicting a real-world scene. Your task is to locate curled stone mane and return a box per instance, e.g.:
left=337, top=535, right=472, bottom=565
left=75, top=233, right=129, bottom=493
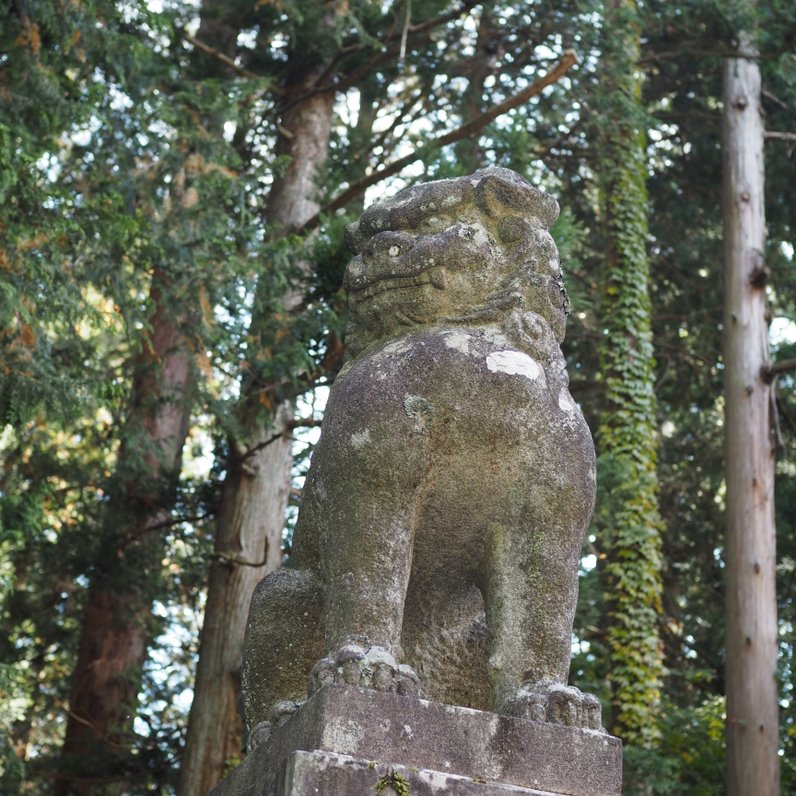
left=342, top=167, right=568, bottom=360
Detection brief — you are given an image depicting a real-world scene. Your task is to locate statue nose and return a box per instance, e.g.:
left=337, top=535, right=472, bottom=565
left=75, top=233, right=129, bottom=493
left=344, top=231, right=423, bottom=294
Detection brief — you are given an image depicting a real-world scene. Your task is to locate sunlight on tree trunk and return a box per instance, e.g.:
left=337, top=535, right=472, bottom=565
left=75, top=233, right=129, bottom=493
left=722, top=30, right=779, bottom=796
left=178, top=68, right=334, bottom=796
left=56, top=271, right=197, bottom=795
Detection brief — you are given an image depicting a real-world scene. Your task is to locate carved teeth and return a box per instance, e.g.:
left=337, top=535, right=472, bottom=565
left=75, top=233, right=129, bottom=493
left=430, top=268, right=447, bottom=289
left=354, top=273, right=432, bottom=300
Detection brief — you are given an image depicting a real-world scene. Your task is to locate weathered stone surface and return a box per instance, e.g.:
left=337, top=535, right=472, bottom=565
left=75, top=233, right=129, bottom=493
left=241, top=168, right=600, bottom=744
left=278, top=751, right=589, bottom=795
left=210, top=686, right=622, bottom=796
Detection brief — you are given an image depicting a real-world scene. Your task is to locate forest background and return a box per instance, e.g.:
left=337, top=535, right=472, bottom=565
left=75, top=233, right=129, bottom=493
left=1, top=1, right=795, bottom=794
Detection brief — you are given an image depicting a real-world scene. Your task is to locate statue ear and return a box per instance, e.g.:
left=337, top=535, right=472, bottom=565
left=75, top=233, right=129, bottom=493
left=474, top=174, right=507, bottom=219
left=473, top=169, right=560, bottom=228
left=498, top=216, right=533, bottom=245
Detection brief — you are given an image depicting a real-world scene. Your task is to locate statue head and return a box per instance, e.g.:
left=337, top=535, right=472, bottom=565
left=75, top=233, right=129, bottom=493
left=342, top=167, right=567, bottom=358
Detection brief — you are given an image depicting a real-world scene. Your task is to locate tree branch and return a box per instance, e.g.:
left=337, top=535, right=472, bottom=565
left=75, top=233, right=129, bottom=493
left=238, top=428, right=290, bottom=463
left=764, top=357, right=796, bottom=380
left=337, top=0, right=480, bottom=57
left=211, top=551, right=269, bottom=568
left=298, top=49, right=579, bottom=234
left=184, top=34, right=262, bottom=81
left=399, top=0, right=412, bottom=61
left=638, top=47, right=736, bottom=65
left=764, top=130, right=796, bottom=142
left=441, top=50, right=577, bottom=143
left=776, top=391, right=796, bottom=436
left=289, top=417, right=324, bottom=430
left=274, top=1, right=480, bottom=118
left=763, top=89, right=791, bottom=112
left=12, top=0, right=32, bottom=33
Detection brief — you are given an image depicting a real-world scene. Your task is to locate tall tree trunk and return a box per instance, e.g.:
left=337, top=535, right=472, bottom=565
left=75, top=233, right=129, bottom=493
left=55, top=3, right=238, bottom=785
left=596, top=0, right=665, bottom=752
left=178, top=67, right=334, bottom=796
left=56, top=271, right=197, bottom=795
left=454, top=7, right=494, bottom=172
left=722, top=32, right=779, bottom=796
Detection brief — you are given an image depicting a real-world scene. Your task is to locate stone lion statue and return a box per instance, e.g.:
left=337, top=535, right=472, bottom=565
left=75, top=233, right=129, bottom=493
left=241, top=167, right=600, bottom=748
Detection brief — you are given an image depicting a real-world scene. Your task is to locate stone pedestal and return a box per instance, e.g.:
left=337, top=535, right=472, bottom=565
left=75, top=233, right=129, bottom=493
left=210, top=686, right=622, bottom=796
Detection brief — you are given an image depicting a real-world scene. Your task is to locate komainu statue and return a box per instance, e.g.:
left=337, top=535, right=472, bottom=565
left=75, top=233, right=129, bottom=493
left=242, top=167, right=600, bottom=749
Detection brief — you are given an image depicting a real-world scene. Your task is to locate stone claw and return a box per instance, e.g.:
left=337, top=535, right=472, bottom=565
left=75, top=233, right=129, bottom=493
left=581, top=692, right=603, bottom=731
left=395, top=664, right=421, bottom=697
left=247, top=720, right=271, bottom=752
left=269, top=699, right=302, bottom=729
left=247, top=700, right=303, bottom=752
left=309, top=645, right=422, bottom=697
left=502, top=679, right=603, bottom=731
left=372, top=661, right=396, bottom=691
left=309, top=656, right=336, bottom=692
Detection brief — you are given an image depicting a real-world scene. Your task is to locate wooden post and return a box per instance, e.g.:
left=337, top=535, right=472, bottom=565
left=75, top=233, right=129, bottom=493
left=722, top=32, right=780, bottom=796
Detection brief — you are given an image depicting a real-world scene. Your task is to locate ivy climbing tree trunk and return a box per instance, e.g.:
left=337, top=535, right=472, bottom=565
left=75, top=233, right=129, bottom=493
left=722, top=32, right=779, bottom=796
left=55, top=269, right=198, bottom=795
left=595, top=0, right=665, bottom=755
left=178, top=62, right=334, bottom=796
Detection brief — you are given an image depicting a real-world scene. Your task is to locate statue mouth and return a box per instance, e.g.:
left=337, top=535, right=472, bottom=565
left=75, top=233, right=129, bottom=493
left=344, top=222, right=493, bottom=299
left=348, top=268, right=447, bottom=302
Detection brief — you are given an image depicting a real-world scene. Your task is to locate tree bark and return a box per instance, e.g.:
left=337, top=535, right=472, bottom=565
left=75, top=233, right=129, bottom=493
left=722, top=32, right=779, bottom=796
left=177, top=66, right=334, bottom=796
left=454, top=8, right=494, bottom=172
left=56, top=271, right=197, bottom=795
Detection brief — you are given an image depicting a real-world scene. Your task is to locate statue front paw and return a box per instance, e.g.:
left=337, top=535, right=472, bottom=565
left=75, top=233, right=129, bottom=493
left=309, top=644, right=421, bottom=698
left=502, top=679, right=603, bottom=731
left=247, top=699, right=303, bottom=752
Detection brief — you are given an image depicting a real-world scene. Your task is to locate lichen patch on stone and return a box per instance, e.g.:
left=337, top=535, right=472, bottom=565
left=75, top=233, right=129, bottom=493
left=380, top=339, right=411, bottom=357
left=442, top=330, right=473, bottom=354
left=486, top=350, right=542, bottom=381
left=350, top=429, right=371, bottom=449
left=324, top=717, right=365, bottom=753
left=403, top=395, right=434, bottom=432
left=558, top=390, right=575, bottom=413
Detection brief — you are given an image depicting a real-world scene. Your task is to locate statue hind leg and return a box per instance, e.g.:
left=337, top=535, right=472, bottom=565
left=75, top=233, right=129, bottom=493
left=241, top=567, right=324, bottom=748
left=400, top=583, right=492, bottom=711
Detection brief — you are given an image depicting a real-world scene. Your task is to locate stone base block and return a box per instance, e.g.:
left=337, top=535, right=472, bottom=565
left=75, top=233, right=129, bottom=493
left=210, top=686, right=622, bottom=796
left=281, top=750, right=581, bottom=795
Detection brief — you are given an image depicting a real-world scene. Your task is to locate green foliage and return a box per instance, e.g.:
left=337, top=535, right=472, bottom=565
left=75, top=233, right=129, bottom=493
left=0, top=662, right=30, bottom=786
left=623, top=697, right=725, bottom=795
left=0, top=415, right=113, bottom=791
left=375, top=768, right=411, bottom=796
